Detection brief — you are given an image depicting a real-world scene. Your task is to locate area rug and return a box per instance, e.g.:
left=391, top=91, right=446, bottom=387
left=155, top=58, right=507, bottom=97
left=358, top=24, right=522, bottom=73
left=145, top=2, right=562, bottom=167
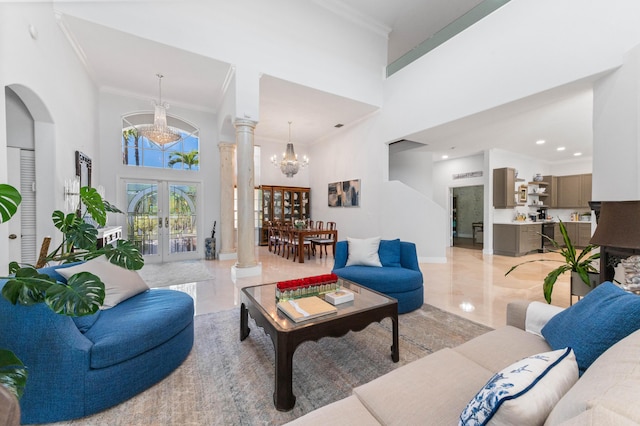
left=137, top=260, right=214, bottom=287
left=49, top=304, right=491, bottom=426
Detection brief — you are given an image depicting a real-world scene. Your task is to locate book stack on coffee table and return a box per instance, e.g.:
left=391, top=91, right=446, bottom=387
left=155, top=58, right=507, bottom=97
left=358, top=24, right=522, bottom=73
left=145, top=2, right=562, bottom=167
left=277, top=296, right=337, bottom=322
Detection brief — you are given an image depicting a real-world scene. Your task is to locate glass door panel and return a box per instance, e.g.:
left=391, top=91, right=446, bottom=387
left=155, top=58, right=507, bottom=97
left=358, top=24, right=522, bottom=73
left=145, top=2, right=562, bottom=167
left=273, top=189, right=283, bottom=222
left=168, top=183, right=197, bottom=255
left=262, top=187, right=271, bottom=222
left=292, top=190, right=301, bottom=219
left=125, top=180, right=199, bottom=263
left=302, top=190, right=310, bottom=219
left=283, top=190, right=292, bottom=221
left=126, top=182, right=159, bottom=258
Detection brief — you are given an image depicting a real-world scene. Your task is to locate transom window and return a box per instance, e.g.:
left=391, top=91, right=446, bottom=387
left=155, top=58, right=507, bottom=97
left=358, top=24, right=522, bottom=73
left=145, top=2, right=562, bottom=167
left=122, top=112, right=200, bottom=171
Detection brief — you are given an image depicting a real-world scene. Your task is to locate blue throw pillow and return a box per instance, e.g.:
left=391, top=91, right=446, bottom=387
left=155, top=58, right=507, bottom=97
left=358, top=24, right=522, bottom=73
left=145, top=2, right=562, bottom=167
left=541, top=281, right=640, bottom=373
left=378, top=239, right=401, bottom=267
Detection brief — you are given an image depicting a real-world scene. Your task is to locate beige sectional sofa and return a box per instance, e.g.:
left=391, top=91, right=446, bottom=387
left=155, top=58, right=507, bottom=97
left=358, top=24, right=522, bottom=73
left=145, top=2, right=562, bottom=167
left=287, top=299, right=640, bottom=425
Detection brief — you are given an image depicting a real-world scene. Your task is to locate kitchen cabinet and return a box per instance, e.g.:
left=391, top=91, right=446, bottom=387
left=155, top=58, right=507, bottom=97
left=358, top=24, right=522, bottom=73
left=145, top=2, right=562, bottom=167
left=556, top=222, right=591, bottom=248
left=494, top=223, right=541, bottom=256
left=556, top=174, right=592, bottom=208
left=493, top=168, right=525, bottom=208
left=259, top=185, right=310, bottom=245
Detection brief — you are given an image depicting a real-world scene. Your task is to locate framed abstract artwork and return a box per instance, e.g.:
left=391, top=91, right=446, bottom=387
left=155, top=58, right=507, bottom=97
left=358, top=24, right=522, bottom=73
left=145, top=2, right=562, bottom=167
left=328, top=179, right=360, bottom=207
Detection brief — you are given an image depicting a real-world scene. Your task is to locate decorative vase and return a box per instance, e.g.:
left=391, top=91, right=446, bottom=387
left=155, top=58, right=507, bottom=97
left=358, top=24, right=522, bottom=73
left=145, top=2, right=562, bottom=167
left=205, top=237, right=216, bottom=260
left=533, top=173, right=543, bottom=182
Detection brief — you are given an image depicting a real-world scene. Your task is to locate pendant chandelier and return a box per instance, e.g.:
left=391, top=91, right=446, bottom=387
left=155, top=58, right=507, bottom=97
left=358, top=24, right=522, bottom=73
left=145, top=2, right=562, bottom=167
left=271, top=121, right=309, bottom=178
left=138, top=74, right=181, bottom=147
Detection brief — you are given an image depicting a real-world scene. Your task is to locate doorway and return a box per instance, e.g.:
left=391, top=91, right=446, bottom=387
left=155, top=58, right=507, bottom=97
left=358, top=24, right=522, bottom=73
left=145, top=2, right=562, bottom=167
left=451, top=185, right=484, bottom=250
left=7, top=148, right=37, bottom=264
left=124, top=180, right=200, bottom=263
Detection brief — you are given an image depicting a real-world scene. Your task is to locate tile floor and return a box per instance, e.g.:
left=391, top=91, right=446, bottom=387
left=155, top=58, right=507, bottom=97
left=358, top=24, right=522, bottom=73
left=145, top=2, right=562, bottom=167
left=159, top=245, right=573, bottom=329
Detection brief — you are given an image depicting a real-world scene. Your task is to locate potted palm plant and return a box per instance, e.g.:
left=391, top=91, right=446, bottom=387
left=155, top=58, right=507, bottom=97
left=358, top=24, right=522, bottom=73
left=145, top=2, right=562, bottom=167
left=505, top=220, right=600, bottom=303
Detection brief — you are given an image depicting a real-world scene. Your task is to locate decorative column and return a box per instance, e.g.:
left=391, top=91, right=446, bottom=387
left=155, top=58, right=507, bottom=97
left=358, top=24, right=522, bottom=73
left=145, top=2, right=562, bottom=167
left=233, top=119, right=261, bottom=274
left=218, top=142, right=237, bottom=260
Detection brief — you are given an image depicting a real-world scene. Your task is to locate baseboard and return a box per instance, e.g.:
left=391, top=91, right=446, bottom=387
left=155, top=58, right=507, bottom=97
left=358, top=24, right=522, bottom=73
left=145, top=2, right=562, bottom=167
left=419, top=256, right=447, bottom=264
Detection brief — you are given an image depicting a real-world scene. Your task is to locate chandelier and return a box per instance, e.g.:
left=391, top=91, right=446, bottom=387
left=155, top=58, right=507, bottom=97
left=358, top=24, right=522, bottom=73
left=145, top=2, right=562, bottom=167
left=271, top=122, right=309, bottom=178
left=138, top=74, right=181, bottom=147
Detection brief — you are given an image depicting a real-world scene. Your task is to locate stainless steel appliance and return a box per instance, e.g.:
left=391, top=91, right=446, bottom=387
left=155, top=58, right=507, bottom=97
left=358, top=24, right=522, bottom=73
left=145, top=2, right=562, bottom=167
left=541, top=222, right=555, bottom=252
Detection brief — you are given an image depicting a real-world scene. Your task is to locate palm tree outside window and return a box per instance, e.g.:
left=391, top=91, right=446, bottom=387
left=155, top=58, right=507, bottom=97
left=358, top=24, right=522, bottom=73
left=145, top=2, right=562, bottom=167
left=121, top=112, right=200, bottom=170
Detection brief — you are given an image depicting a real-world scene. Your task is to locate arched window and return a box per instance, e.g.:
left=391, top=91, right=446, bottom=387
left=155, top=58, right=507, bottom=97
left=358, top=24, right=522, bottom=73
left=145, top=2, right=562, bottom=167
left=122, top=112, right=200, bottom=170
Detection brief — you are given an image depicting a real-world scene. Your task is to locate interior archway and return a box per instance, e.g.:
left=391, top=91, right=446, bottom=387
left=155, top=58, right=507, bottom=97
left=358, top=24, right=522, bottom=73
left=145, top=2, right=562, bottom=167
left=4, top=84, right=57, bottom=264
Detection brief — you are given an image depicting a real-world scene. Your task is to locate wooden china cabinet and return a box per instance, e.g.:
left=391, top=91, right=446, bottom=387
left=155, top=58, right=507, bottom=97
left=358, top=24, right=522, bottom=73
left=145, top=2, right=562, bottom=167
left=259, top=185, right=310, bottom=245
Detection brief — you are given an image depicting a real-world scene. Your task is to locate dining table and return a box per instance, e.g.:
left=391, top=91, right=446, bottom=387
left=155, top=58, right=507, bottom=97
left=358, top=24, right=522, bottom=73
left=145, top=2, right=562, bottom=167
left=291, top=227, right=338, bottom=263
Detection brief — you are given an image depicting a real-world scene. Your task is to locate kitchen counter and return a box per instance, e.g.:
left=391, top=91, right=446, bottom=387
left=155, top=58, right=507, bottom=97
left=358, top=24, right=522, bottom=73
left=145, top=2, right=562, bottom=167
left=493, top=223, right=543, bottom=256
left=494, top=220, right=557, bottom=225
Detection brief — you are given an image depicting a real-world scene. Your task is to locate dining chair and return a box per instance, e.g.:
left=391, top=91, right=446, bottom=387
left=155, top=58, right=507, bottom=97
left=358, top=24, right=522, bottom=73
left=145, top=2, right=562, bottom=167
left=311, top=221, right=336, bottom=259
left=275, top=224, right=289, bottom=256
left=287, top=227, right=311, bottom=261
left=267, top=222, right=279, bottom=253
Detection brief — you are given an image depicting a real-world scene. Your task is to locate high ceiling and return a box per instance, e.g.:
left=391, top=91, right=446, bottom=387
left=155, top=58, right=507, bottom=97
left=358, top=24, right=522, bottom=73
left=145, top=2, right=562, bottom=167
left=57, top=1, right=593, bottom=163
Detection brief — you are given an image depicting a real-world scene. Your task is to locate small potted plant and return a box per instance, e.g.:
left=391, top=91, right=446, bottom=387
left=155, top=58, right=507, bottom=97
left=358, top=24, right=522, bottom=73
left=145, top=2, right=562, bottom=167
left=505, top=220, right=600, bottom=303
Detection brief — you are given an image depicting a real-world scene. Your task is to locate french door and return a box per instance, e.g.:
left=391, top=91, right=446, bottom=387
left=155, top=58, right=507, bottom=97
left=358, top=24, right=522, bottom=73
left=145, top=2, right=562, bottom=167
left=124, top=180, right=200, bottom=263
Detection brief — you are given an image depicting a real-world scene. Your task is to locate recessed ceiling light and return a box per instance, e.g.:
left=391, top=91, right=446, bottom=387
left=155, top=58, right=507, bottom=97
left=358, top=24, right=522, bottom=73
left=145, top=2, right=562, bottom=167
left=442, top=155, right=449, bottom=159
left=536, top=139, right=546, bottom=145
left=574, top=152, right=582, bottom=156
left=557, top=146, right=566, bottom=151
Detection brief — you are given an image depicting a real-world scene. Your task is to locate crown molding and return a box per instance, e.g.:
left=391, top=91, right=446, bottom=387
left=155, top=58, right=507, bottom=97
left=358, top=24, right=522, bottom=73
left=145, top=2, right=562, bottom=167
left=312, top=0, right=391, bottom=38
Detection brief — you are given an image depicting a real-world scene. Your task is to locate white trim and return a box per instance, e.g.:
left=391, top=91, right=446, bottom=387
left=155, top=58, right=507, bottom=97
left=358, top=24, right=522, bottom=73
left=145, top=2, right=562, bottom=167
left=232, top=262, right=262, bottom=278
left=312, top=0, right=391, bottom=37
left=419, top=256, right=447, bottom=264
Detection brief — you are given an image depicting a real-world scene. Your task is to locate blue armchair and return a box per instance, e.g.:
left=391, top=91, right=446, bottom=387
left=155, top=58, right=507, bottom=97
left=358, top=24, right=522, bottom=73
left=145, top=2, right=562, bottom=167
left=332, top=239, right=424, bottom=313
left=0, top=263, right=194, bottom=424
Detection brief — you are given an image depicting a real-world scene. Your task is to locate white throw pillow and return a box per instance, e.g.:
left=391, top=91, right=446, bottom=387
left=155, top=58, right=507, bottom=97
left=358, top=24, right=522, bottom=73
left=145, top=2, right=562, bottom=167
left=346, top=237, right=382, bottom=267
left=56, top=256, right=149, bottom=309
left=459, top=347, right=578, bottom=426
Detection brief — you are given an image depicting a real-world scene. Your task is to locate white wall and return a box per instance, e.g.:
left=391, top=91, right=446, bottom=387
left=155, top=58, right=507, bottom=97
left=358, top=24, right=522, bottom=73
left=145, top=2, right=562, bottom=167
left=308, top=116, right=390, bottom=239
left=380, top=0, right=640, bottom=145
left=54, top=0, right=387, bottom=109
left=433, top=154, right=485, bottom=210
left=4, top=1, right=640, bottom=266
left=548, top=159, right=592, bottom=177
left=310, top=0, right=640, bottom=260
left=5, top=88, right=34, bottom=149
left=592, top=44, right=640, bottom=201
left=389, top=144, right=433, bottom=197
left=380, top=181, right=446, bottom=262
left=0, top=3, right=99, bottom=268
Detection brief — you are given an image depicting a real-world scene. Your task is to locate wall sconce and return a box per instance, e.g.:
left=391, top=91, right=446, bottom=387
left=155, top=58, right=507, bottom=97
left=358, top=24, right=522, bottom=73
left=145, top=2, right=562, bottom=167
left=64, top=176, right=80, bottom=212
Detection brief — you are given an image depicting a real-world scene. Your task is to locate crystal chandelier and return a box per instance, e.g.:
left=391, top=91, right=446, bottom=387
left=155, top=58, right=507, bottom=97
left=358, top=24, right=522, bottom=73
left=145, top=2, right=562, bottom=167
left=271, top=122, right=309, bottom=178
left=138, top=74, right=181, bottom=147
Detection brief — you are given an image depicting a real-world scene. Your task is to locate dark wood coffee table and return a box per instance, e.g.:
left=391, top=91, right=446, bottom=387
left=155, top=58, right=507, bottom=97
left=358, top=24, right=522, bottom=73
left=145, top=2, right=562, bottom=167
left=240, top=279, right=398, bottom=411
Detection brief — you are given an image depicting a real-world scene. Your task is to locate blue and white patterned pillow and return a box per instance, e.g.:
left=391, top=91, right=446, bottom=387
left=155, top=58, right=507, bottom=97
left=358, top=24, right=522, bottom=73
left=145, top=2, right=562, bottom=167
left=459, top=347, right=578, bottom=426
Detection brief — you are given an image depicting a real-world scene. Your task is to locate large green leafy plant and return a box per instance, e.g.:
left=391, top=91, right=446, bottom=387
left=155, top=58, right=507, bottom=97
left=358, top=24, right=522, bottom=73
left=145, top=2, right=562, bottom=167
left=505, top=220, right=600, bottom=304
left=0, top=183, right=143, bottom=399
left=2, top=186, right=143, bottom=315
